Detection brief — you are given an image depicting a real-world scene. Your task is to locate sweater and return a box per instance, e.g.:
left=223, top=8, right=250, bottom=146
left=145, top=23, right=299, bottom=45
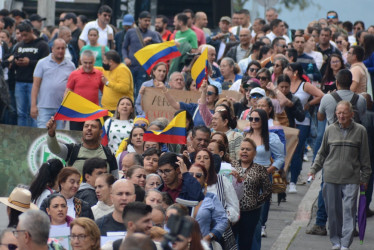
left=310, top=121, right=371, bottom=184
left=91, top=201, right=114, bottom=220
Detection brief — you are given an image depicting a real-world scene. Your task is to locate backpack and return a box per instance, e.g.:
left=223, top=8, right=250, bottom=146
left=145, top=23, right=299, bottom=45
left=331, top=92, right=361, bottom=123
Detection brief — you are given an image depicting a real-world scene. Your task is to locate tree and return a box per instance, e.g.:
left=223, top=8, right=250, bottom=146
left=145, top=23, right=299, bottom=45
left=233, top=0, right=314, bottom=12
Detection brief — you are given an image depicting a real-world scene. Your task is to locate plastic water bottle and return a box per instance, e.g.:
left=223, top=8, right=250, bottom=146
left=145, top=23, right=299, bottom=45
left=306, top=63, right=314, bottom=82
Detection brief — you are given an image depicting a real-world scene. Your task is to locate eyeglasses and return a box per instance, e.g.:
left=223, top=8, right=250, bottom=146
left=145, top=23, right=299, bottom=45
left=248, top=117, right=260, bottom=122
left=0, top=243, right=17, bottom=250
left=207, top=91, right=216, bottom=96
left=336, top=41, right=342, bottom=44
left=327, top=15, right=337, bottom=19
left=189, top=172, right=204, bottom=178
left=102, top=14, right=111, bottom=18
left=257, top=76, right=268, bottom=81
left=250, top=94, right=263, bottom=99
left=134, top=123, right=147, bottom=128
left=248, top=68, right=259, bottom=73
left=331, top=60, right=341, bottom=64
left=12, top=230, right=28, bottom=237
left=276, top=44, right=288, bottom=48
left=69, top=234, right=87, bottom=241
left=157, top=169, right=174, bottom=175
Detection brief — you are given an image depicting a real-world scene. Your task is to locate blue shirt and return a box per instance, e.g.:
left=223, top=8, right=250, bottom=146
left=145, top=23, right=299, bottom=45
left=179, top=102, right=213, bottom=126
left=135, top=79, right=155, bottom=115
left=122, top=28, right=162, bottom=66
left=253, top=132, right=285, bottom=170
left=196, top=192, right=228, bottom=239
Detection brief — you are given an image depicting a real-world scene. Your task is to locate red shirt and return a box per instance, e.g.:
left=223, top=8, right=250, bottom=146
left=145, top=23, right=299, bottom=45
left=191, top=25, right=206, bottom=46
left=162, top=30, right=173, bottom=42
left=66, top=68, right=104, bottom=105
left=162, top=182, right=183, bottom=202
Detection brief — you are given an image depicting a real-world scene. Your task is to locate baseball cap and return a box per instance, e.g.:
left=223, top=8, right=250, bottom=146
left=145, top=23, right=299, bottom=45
left=139, top=11, right=151, bottom=19
left=123, top=14, right=134, bottom=26
left=220, top=16, right=231, bottom=23
left=250, top=87, right=266, bottom=97
left=29, top=14, right=46, bottom=22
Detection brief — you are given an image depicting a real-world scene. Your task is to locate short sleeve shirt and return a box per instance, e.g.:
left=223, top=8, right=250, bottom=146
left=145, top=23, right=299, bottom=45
left=79, top=20, right=114, bottom=47
left=175, top=29, right=198, bottom=49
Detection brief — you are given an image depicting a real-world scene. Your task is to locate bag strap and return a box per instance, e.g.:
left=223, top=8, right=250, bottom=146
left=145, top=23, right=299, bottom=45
left=135, top=28, right=145, bottom=48
left=350, top=93, right=359, bottom=105
left=67, top=144, right=82, bottom=166
left=216, top=175, right=226, bottom=209
left=106, top=119, right=113, bottom=139
left=331, top=91, right=342, bottom=103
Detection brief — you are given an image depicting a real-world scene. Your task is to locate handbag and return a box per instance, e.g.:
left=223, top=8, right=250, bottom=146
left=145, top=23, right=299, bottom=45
left=217, top=175, right=238, bottom=250
left=272, top=170, right=287, bottom=193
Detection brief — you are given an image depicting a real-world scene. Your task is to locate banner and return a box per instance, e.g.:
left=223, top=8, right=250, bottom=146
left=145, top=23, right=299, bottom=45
left=0, top=124, right=81, bottom=196
left=142, top=88, right=242, bottom=122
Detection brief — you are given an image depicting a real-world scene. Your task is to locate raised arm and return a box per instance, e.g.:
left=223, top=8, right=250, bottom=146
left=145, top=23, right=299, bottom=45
left=155, top=81, right=181, bottom=110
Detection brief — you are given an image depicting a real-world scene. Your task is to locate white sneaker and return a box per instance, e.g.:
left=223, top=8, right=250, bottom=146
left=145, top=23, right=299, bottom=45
left=296, top=175, right=306, bottom=185
left=331, top=245, right=340, bottom=250
left=340, top=247, right=349, bottom=250
left=303, top=153, right=309, bottom=162
left=261, top=226, right=267, bottom=237
left=288, top=182, right=297, bottom=193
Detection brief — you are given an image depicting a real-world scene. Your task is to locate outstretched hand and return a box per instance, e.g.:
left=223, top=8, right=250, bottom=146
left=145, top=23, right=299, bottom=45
left=46, top=116, right=57, bottom=137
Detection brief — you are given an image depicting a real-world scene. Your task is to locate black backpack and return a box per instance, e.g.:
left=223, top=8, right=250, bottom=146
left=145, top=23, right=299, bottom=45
left=331, top=92, right=361, bottom=123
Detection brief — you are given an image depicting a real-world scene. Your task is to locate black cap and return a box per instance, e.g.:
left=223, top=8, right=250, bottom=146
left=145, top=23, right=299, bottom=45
left=138, top=11, right=151, bottom=19
left=29, top=14, right=46, bottom=22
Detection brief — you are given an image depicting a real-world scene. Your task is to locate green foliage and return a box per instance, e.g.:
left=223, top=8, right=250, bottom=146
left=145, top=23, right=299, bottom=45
left=233, top=0, right=247, bottom=11
left=280, top=0, right=310, bottom=10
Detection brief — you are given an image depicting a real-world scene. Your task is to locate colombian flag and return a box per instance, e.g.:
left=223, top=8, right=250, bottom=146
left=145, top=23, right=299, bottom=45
left=134, top=41, right=181, bottom=75
left=54, top=91, right=112, bottom=122
left=143, top=111, right=186, bottom=144
left=191, top=48, right=208, bottom=89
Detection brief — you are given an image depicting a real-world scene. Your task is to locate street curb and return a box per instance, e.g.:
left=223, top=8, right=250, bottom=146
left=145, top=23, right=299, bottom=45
left=270, top=171, right=322, bottom=250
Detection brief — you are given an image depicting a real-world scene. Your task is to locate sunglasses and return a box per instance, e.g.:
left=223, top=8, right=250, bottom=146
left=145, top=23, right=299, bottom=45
left=189, top=172, right=204, bottom=178
left=276, top=44, right=288, bottom=48
left=248, top=117, right=260, bottom=122
left=250, top=94, right=263, bottom=99
left=327, top=15, right=337, bottom=19
left=336, top=41, right=342, bottom=44
left=0, top=244, right=17, bottom=250
left=257, top=76, right=268, bottom=81
left=207, top=91, right=216, bottom=96
left=134, top=123, right=147, bottom=128
left=248, top=68, right=259, bottom=72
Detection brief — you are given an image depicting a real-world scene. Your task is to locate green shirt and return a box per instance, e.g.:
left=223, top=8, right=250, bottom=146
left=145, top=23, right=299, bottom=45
left=175, top=29, right=198, bottom=49
left=80, top=45, right=110, bottom=66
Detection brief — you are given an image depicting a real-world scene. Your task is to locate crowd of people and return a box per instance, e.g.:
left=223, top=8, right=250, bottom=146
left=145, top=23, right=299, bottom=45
left=0, top=5, right=373, bottom=250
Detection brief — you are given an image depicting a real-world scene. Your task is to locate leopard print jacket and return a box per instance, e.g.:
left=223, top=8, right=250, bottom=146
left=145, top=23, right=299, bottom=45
left=232, top=160, right=272, bottom=211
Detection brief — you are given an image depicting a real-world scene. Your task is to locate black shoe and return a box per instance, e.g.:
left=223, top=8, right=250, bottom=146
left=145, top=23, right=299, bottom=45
left=353, top=228, right=359, bottom=237
left=367, top=209, right=374, bottom=217
left=305, top=224, right=327, bottom=236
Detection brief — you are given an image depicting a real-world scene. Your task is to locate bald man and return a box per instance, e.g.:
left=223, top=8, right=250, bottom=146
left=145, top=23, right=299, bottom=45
left=226, top=29, right=251, bottom=62
left=96, top=179, right=136, bottom=236
left=194, top=11, right=211, bottom=36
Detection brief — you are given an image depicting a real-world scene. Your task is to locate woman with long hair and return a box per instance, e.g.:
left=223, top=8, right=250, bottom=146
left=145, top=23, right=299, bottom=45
left=29, top=159, right=63, bottom=207
left=104, top=96, right=135, bottom=154
left=135, top=62, right=168, bottom=115
left=321, top=53, right=345, bottom=93
left=231, top=138, right=272, bottom=249
left=46, top=193, right=73, bottom=235
left=272, top=57, right=289, bottom=84
left=335, top=34, right=350, bottom=63
left=304, top=35, right=323, bottom=70
left=283, top=63, right=324, bottom=193
left=80, top=28, right=109, bottom=66
left=92, top=173, right=116, bottom=220
left=363, top=34, right=374, bottom=97
left=116, top=126, right=146, bottom=156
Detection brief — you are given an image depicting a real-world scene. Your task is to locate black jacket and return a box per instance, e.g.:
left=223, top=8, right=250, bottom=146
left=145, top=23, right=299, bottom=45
left=75, top=183, right=98, bottom=207
left=285, top=92, right=305, bottom=128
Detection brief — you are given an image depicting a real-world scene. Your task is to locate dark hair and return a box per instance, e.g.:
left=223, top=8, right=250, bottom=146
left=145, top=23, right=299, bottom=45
left=288, top=63, right=305, bottom=80
left=351, top=45, right=365, bottom=61
left=258, top=45, right=271, bottom=61
left=46, top=193, right=67, bottom=208
left=127, top=165, right=144, bottom=178
left=327, top=10, right=338, bottom=18
left=192, top=125, right=211, bottom=138
left=57, top=167, right=81, bottom=188
left=353, top=20, right=365, bottom=30
left=29, top=159, right=64, bottom=202
left=8, top=207, right=22, bottom=228
left=3, top=17, right=15, bottom=29
left=193, top=149, right=217, bottom=185
left=241, top=137, right=258, bottom=152
left=342, top=21, right=353, bottom=32
left=161, top=192, right=174, bottom=207
left=0, top=8, right=10, bottom=17
left=88, top=27, right=99, bottom=35
left=189, top=163, right=209, bottom=184
left=335, top=69, right=353, bottom=89
left=249, top=109, right=269, bottom=151
left=271, top=36, right=285, bottom=48
left=150, top=62, right=168, bottom=81
left=211, top=131, right=229, bottom=152
left=270, top=19, right=282, bottom=30
left=185, top=77, right=194, bottom=91
left=158, top=152, right=179, bottom=169
left=209, top=140, right=231, bottom=163
left=174, top=109, right=194, bottom=131
left=250, top=41, right=265, bottom=54
left=274, top=57, right=289, bottom=70
left=98, top=5, right=112, bottom=14
left=256, top=68, right=271, bottom=80
left=215, top=104, right=237, bottom=129
left=321, top=27, right=332, bottom=36
left=65, top=12, right=77, bottom=24
left=143, top=147, right=161, bottom=158
left=182, top=9, right=194, bottom=19
left=177, top=13, right=188, bottom=26
left=105, top=50, right=121, bottom=64
left=97, top=173, right=116, bottom=186
left=286, top=48, right=298, bottom=62
left=82, top=158, right=107, bottom=182
left=78, top=15, right=88, bottom=25
left=17, top=22, right=32, bottom=32
left=321, top=53, right=345, bottom=88
left=186, top=217, right=205, bottom=250
left=84, top=119, right=103, bottom=129
left=277, top=74, right=291, bottom=85
left=156, top=15, right=168, bottom=24
left=114, top=96, right=135, bottom=119
left=363, top=34, right=374, bottom=60
left=245, top=60, right=261, bottom=75
left=129, top=126, right=146, bottom=146
left=258, top=97, right=275, bottom=119
left=10, top=9, right=26, bottom=18
left=122, top=201, right=152, bottom=224
left=134, top=184, right=145, bottom=202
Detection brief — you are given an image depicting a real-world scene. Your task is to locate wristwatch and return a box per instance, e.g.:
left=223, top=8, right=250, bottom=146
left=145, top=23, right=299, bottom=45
left=208, top=233, right=215, bottom=240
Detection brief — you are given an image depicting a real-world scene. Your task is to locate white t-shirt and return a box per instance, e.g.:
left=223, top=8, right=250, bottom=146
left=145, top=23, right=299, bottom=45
left=66, top=197, right=76, bottom=218
left=79, top=20, right=114, bottom=47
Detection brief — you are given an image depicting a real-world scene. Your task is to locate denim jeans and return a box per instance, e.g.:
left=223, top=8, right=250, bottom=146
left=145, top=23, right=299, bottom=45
left=37, top=108, right=64, bottom=129
left=261, top=174, right=273, bottom=226
left=232, top=207, right=262, bottom=250
left=290, top=124, right=310, bottom=183
left=251, top=218, right=262, bottom=250
left=316, top=171, right=328, bottom=227
left=15, top=82, right=36, bottom=127
left=312, top=119, right=327, bottom=162
left=130, top=65, right=148, bottom=102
